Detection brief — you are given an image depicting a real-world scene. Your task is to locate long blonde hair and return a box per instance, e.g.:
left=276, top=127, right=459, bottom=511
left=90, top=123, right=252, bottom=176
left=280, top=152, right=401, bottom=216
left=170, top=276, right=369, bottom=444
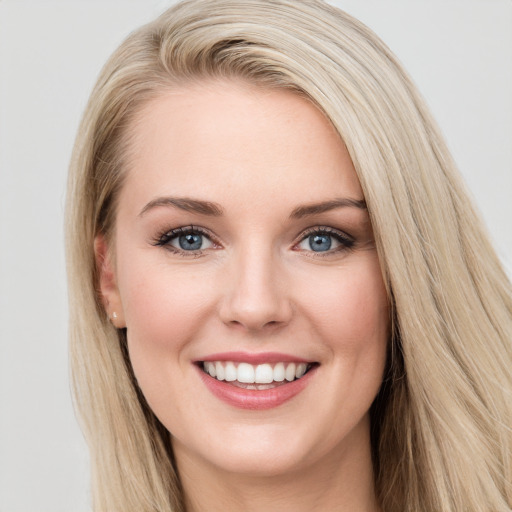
left=66, top=1, right=512, bottom=510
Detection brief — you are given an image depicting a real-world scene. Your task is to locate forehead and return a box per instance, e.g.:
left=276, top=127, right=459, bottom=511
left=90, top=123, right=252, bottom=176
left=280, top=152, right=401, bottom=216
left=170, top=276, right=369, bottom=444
left=120, top=80, right=363, bottom=213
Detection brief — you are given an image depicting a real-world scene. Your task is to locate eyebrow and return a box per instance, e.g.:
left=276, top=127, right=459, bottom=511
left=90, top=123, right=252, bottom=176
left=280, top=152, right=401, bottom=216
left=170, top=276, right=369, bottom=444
left=139, top=196, right=224, bottom=217
left=138, top=195, right=367, bottom=218
left=290, top=198, right=367, bottom=218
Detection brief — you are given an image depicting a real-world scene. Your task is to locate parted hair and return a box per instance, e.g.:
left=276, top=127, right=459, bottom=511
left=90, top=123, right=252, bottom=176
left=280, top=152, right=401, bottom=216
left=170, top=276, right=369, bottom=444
left=66, top=1, right=512, bottom=510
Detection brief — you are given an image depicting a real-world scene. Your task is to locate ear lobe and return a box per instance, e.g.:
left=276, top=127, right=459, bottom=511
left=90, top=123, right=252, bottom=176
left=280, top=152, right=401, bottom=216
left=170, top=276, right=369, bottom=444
left=94, top=234, right=126, bottom=328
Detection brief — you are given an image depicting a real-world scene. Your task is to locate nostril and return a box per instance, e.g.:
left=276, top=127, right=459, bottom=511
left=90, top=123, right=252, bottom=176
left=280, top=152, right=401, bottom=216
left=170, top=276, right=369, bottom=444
left=222, top=313, right=290, bottom=332
left=218, top=267, right=293, bottom=330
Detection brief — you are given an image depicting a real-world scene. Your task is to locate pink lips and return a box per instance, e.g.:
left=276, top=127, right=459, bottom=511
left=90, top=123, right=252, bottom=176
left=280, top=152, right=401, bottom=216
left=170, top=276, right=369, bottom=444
left=200, top=351, right=310, bottom=365
left=195, top=352, right=317, bottom=410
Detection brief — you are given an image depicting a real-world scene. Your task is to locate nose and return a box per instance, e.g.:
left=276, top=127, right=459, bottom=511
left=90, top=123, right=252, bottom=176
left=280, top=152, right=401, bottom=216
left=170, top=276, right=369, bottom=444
left=218, top=246, right=293, bottom=332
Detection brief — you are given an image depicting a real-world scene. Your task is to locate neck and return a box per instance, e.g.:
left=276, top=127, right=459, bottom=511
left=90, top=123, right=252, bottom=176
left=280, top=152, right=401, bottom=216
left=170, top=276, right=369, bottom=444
left=174, top=417, right=380, bottom=512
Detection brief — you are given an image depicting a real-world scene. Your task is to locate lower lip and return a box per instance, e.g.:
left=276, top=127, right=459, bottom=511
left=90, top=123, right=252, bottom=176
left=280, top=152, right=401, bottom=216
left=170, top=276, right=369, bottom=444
left=196, top=365, right=317, bottom=410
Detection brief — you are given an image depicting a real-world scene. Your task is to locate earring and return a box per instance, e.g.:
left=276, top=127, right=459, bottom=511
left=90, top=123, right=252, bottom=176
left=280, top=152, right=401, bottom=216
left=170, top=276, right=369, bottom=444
left=111, top=311, right=118, bottom=321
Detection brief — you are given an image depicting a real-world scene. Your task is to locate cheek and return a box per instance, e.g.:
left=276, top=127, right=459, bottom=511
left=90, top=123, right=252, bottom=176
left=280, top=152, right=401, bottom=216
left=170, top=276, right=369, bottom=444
left=120, top=259, right=212, bottom=344
left=296, top=255, right=389, bottom=425
left=300, top=257, right=389, bottom=350
left=118, top=262, right=218, bottom=423
left=116, top=256, right=217, bottom=395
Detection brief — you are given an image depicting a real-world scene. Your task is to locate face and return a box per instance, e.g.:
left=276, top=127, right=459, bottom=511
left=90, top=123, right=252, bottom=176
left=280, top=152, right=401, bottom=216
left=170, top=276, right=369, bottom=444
left=98, top=81, right=389, bottom=478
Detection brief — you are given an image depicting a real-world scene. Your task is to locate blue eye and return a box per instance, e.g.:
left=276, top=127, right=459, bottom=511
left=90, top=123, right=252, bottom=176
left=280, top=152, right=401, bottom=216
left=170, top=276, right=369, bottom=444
left=170, top=231, right=213, bottom=251
left=155, top=227, right=214, bottom=253
left=308, top=234, right=332, bottom=252
left=297, top=228, right=354, bottom=254
left=177, top=233, right=204, bottom=250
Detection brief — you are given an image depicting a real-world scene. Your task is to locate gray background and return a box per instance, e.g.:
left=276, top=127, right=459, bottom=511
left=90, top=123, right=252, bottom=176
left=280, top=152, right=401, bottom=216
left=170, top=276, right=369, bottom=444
left=0, top=1, right=510, bottom=510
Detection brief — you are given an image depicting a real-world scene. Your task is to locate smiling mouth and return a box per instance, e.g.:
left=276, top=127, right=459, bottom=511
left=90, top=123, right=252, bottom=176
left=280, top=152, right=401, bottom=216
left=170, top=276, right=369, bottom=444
left=200, top=361, right=317, bottom=390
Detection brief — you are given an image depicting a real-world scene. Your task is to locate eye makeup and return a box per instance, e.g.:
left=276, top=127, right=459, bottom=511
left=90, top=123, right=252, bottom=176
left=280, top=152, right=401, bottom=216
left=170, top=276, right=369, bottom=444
left=150, top=222, right=359, bottom=259
left=152, top=225, right=220, bottom=257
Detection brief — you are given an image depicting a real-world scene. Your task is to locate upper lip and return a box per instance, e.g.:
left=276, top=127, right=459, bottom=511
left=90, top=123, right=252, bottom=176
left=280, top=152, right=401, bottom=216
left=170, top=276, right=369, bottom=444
left=195, top=351, right=314, bottom=365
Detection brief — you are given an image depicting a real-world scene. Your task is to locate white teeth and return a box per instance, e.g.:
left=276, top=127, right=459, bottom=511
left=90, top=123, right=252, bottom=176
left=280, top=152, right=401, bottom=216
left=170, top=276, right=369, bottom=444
left=202, top=361, right=311, bottom=384
left=206, top=362, right=216, bottom=378
left=254, top=363, right=273, bottom=384
left=296, top=363, right=307, bottom=379
left=285, top=363, right=296, bottom=382
left=225, top=362, right=237, bottom=382
left=237, top=363, right=255, bottom=383
left=215, top=361, right=225, bottom=381
left=273, top=362, right=285, bottom=382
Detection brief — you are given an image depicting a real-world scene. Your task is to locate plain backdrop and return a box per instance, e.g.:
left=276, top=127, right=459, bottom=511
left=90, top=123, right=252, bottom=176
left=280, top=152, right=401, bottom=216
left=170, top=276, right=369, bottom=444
left=0, top=1, right=510, bottom=511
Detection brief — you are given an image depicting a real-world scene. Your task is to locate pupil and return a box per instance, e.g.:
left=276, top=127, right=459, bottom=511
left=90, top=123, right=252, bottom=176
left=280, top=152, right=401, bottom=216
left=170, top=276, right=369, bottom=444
left=310, top=234, right=331, bottom=252
left=179, top=233, right=202, bottom=250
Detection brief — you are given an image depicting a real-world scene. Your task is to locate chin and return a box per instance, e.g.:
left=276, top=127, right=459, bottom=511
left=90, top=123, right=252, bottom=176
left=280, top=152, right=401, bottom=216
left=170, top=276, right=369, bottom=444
left=200, top=440, right=312, bottom=478
left=171, top=416, right=354, bottom=479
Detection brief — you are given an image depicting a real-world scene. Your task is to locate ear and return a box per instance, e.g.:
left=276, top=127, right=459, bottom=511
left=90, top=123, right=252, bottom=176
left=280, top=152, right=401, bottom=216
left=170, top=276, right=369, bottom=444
left=94, top=234, right=126, bottom=328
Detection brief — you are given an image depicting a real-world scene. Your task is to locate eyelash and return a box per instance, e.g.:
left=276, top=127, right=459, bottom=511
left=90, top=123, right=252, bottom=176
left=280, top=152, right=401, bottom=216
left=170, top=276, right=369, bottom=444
left=152, top=225, right=355, bottom=257
left=296, top=226, right=355, bottom=257
left=152, top=225, right=217, bottom=257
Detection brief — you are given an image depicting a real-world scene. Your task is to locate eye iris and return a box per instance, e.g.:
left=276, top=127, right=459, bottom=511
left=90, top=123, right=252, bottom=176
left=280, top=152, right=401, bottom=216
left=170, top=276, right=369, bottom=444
left=179, top=233, right=202, bottom=250
left=309, top=234, right=331, bottom=252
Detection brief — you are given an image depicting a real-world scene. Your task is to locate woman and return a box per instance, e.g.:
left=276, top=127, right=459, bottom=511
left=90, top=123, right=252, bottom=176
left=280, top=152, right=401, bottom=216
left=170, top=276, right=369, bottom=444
left=66, top=1, right=512, bottom=511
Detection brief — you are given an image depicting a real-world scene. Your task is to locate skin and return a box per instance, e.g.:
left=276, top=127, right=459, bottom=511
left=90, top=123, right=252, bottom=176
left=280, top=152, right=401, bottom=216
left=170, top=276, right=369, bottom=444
left=97, top=80, right=388, bottom=512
